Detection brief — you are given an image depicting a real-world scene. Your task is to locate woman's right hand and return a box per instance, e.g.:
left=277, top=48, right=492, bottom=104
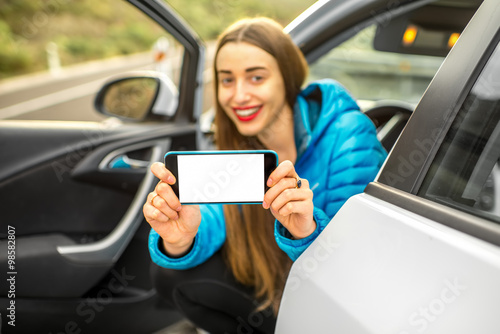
left=143, top=162, right=201, bottom=257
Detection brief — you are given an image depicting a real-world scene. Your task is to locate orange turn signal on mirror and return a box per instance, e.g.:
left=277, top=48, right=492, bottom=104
left=448, top=33, right=460, bottom=49
left=402, top=25, right=418, bottom=46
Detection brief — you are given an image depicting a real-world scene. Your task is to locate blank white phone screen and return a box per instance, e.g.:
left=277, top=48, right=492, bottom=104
left=177, top=154, right=264, bottom=203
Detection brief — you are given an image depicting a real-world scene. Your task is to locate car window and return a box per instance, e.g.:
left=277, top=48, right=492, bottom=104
left=307, top=24, right=445, bottom=110
left=419, top=40, right=500, bottom=223
left=0, top=0, right=183, bottom=121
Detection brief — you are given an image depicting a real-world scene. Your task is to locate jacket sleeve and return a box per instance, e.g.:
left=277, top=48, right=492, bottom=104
left=148, top=204, right=226, bottom=270
left=274, top=207, right=331, bottom=261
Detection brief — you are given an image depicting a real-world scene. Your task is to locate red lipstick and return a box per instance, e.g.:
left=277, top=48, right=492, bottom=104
left=232, top=105, right=262, bottom=122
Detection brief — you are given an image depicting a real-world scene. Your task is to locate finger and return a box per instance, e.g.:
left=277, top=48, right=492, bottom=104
left=270, top=188, right=313, bottom=215
left=296, top=177, right=309, bottom=189
left=147, top=192, right=157, bottom=204
left=147, top=189, right=180, bottom=219
left=151, top=193, right=179, bottom=220
left=264, top=177, right=310, bottom=208
left=156, top=181, right=182, bottom=212
left=276, top=200, right=312, bottom=217
left=143, top=201, right=170, bottom=225
left=263, top=177, right=297, bottom=208
left=147, top=191, right=165, bottom=205
left=267, top=160, right=296, bottom=187
left=151, top=162, right=176, bottom=184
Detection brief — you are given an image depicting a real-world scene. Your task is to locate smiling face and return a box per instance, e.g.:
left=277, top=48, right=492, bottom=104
left=216, top=41, right=292, bottom=137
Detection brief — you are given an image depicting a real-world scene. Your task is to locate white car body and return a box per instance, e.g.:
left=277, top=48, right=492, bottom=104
left=277, top=0, right=500, bottom=332
left=277, top=194, right=500, bottom=333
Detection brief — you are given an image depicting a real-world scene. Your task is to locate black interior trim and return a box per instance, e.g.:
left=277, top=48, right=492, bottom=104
left=365, top=182, right=500, bottom=247
left=58, top=140, right=169, bottom=265
left=0, top=121, right=196, bottom=184
left=0, top=234, right=110, bottom=298
left=364, top=103, right=413, bottom=152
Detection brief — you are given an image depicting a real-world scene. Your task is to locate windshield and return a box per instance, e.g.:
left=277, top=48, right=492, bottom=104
left=307, top=25, right=445, bottom=110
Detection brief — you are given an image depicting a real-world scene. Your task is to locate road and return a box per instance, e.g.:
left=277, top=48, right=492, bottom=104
left=0, top=52, right=160, bottom=122
left=0, top=43, right=215, bottom=122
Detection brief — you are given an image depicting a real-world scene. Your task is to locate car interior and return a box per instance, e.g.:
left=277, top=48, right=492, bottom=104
left=366, top=0, right=482, bottom=150
left=304, top=0, right=483, bottom=152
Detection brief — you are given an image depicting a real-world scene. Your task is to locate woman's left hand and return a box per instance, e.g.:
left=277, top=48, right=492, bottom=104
left=263, top=160, right=316, bottom=239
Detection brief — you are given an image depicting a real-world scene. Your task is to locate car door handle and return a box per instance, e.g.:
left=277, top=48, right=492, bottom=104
left=57, top=139, right=170, bottom=264
left=107, top=154, right=151, bottom=169
left=98, top=141, right=162, bottom=171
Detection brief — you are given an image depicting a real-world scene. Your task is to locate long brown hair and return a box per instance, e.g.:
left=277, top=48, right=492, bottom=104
left=213, top=17, right=308, bottom=312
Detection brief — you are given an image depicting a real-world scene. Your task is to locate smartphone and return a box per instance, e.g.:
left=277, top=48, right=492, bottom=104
left=164, top=150, right=278, bottom=204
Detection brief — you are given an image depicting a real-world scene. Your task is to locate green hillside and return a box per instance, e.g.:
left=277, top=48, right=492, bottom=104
left=167, top=0, right=314, bottom=40
left=0, top=0, right=315, bottom=79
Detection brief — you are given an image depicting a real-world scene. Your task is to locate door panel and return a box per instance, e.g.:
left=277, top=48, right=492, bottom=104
left=0, top=122, right=195, bottom=237
left=0, top=0, right=205, bottom=331
left=0, top=120, right=197, bottom=331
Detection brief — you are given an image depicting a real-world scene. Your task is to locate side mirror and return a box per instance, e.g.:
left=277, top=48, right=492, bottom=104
left=94, top=71, right=178, bottom=121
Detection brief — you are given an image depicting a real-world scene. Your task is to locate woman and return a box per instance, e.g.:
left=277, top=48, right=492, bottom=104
left=144, top=17, right=387, bottom=333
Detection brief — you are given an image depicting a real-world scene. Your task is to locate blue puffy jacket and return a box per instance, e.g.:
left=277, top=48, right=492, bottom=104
left=149, top=79, right=387, bottom=268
